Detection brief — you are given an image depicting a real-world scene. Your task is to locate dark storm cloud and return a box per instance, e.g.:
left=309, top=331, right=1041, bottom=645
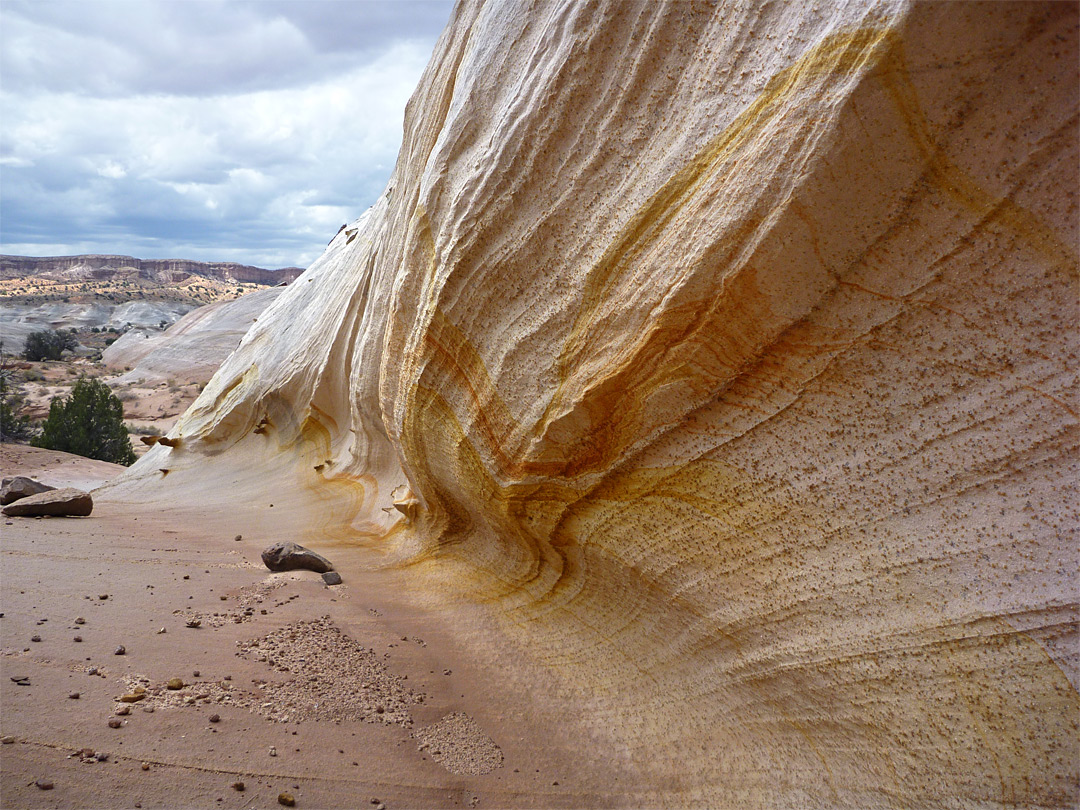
left=0, top=0, right=453, bottom=267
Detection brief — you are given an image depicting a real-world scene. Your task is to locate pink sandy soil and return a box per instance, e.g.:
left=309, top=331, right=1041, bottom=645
left=0, top=444, right=623, bottom=809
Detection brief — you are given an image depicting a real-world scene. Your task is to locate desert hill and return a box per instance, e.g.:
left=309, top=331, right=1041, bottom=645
left=0, top=254, right=304, bottom=351
left=102, top=286, right=287, bottom=385
left=0, top=254, right=303, bottom=286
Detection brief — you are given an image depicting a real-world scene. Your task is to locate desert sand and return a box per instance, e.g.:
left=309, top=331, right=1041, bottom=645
left=1, top=444, right=616, bottom=809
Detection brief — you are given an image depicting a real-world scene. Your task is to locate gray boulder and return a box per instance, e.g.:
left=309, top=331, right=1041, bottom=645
left=261, top=541, right=334, bottom=574
left=0, top=477, right=56, bottom=505
left=2, top=488, right=93, bottom=517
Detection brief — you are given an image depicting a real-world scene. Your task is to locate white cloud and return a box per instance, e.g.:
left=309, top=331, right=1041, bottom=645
left=97, top=161, right=127, bottom=179
left=0, top=0, right=452, bottom=268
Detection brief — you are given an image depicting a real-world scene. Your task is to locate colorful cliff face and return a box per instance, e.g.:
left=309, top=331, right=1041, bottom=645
left=102, top=1, right=1078, bottom=806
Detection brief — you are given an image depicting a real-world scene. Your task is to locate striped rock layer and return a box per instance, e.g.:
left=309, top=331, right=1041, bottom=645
left=104, top=2, right=1078, bottom=807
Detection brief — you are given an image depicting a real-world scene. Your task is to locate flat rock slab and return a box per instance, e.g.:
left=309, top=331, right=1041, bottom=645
left=2, top=487, right=93, bottom=517
left=1, top=476, right=56, bottom=505
left=261, top=541, right=334, bottom=574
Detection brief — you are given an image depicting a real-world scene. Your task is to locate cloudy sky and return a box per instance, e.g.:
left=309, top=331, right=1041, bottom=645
left=0, top=0, right=454, bottom=268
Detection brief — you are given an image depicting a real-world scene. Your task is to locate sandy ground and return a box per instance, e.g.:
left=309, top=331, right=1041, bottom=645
left=1, top=445, right=624, bottom=809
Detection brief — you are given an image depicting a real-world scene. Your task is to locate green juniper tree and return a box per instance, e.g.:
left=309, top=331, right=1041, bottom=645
left=31, top=377, right=137, bottom=465
left=22, top=328, right=78, bottom=362
left=0, top=341, right=33, bottom=442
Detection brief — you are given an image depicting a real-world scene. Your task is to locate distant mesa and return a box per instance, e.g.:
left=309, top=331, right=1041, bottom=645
left=0, top=254, right=304, bottom=286
left=0, top=254, right=302, bottom=351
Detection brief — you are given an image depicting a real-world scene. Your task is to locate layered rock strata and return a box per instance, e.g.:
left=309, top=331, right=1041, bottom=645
left=103, top=1, right=1078, bottom=807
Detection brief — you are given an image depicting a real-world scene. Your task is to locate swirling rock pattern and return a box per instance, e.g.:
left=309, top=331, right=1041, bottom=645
left=103, top=1, right=1078, bottom=807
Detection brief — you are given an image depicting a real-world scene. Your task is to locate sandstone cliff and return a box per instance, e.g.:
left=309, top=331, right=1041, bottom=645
left=102, top=2, right=1078, bottom=807
left=102, top=287, right=286, bottom=384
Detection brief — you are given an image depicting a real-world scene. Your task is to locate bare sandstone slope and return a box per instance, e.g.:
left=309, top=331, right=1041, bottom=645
left=101, top=2, right=1078, bottom=807
left=102, top=287, right=286, bottom=384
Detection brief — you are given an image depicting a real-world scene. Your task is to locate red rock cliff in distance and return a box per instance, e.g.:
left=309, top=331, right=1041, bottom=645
left=0, top=254, right=304, bottom=285
left=102, top=2, right=1079, bottom=807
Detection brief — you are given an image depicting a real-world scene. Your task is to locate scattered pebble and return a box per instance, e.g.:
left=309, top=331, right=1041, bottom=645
left=186, top=619, right=201, bottom=628
left=114, top=645, right=126, bottom=655
left=232, top=781, right=245, bottom=791
left=234, top=535, right=242, bottom=542
left=74, top=617, right=86, bottom=625
left=98, top=594, right=108, bottom=600
left=167, top=678, right=184, bottom=690
left=269, top=746, right=277, bottom=757
left=108, top=719, right=122, bottom=729
left=88, top=667, right=98, bottom=676
left=74, top=636, right=82, bottom=642
left=141, top=763, right=150, bottom=771
left=142, top=706, right=155, bottom=713
left=30, top=635, right=41, bottom=642
left=209, top=714, right=220, bottom=723
left=193, top=670, right=200, bottom=677
left=34, top=778, right=53, bottom=790
left=278, top=793, right=295, bottom=807
left=115, top=706, right=130, bottom=716
left=118, top=693, right=145, bottom=703
left=68, top=692, right=80, bottom=700
left=157, top=627, right=167, bottom=634
left=1, top=736, right=15, bottom=744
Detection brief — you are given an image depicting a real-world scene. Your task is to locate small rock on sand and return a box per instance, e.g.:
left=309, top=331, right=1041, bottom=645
left=34, top=778, right=54, bottom=790
left=167, top=678, right=184, bottom=690
left=0, top=476, right=55, bottom=505
left=322, top=571, right=342, bottom=586
left=1, top=487, right=92, bottom=517
left=278, top=793, right=295, bottom=807
left=261, top=541, right=334, bottom=574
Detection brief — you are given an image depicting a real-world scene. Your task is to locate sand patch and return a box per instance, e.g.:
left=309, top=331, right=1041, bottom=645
left=414, top=712, right=504, bottom=775
left=235, top=616, right=423, bottom=727
left=174, top=577, right=285, bottom=628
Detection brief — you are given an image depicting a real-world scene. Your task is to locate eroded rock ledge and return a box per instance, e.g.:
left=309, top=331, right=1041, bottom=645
left=102, top=2, right=1078, bottom=807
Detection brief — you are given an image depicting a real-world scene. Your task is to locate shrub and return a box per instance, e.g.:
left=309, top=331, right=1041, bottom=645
left=0, top=373, right=33, bottom=443
left=23, top=329, right=77, bottom=362
left=31, top=377, right=137, bottom=465
left=1, top=340, right=36, bottom=442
